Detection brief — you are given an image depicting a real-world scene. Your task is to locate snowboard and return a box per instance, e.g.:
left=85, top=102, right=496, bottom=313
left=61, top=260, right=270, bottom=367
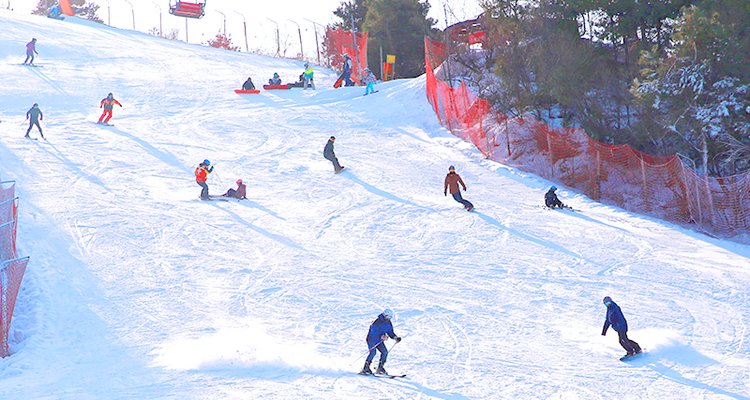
left=20, top=63, right=43, bottom=67
left=363, top=91, right=379, bottom=96
left=234, top=89, right=260, bottom=94
left=262, top=84, right=291, bottom=90
left=620, top=352, right=644, bottom=362
left=333, top=71, right=345, bottom=88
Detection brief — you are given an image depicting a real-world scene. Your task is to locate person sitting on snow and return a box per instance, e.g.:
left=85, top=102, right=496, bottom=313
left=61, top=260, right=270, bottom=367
left=242, top=77, right=256, bottom=91
left=221, top=179, right=247, bottom=199
left=544, top=186, right=566, bottom=209
left=268, top=73, right=282, bottom=86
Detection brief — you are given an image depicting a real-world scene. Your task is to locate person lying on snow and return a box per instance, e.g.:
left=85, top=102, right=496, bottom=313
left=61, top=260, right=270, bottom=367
left=221, top=179, right=247, bottom=199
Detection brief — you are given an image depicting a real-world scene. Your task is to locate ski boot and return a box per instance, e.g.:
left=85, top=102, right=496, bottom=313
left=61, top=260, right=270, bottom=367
left=375, top=360, right=388, bottom=375
left=360, top=360, right=373, bottom=375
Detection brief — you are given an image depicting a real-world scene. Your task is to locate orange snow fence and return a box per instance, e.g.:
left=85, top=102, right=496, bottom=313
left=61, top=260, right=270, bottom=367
left=0, top=179, right=29, bottom=358
left=325, top=28, right=368, bottom=86
left=59, top=0, right=74, bottom=16
left=424, top=37, right=750, bottom=238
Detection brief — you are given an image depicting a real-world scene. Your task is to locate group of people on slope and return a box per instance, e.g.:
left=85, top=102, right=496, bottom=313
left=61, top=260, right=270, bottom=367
left=194, top=159, right=247, bottom=201
left=339, top=53, right=378, bottom=95
left=360, top=296, right=640, bottom=375
left=23, top=93, right=123, bottom=139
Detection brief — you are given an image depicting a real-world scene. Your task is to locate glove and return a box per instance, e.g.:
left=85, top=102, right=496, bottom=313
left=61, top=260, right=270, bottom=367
left=208, top=166, right=214, bottom=173
left=395, top=337, right=402, bottom=343
left=444, top=192, right=447, bottom=196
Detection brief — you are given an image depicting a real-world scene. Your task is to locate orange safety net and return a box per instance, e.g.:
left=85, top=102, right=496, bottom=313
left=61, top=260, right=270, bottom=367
left=0, top=179, right=28, bottom=358
left=424, top=37, right=750, bottom=238
left=59, top=0, right=74, bottom=16
left=325, top=28, right=368, bottom=86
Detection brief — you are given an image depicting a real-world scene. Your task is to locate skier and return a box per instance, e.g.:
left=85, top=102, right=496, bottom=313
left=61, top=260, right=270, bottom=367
left=268, top=73, right=282, bottom=86
left=323, top=136, right=344, bottom=173
left=303, top=62, right=315, bottom=90
left=25, top=103, right=44, bottom=139
left=602, top=296, right=642, bottom=358
left=221, top=179, right=247, bottom=199
left=361, top=308, right=402, bottom=375
left=195, top=159, right=214, bottom=200
left=97, top=93, right=122, bottom=125
left=544, top=186, right=566, bottom=209
left=242, top=77, right=256, bottom=91
left=342, top=54, right=354, bottom=86
left=363, top=67, right=377, bottom=96
left=444, top=166, right=474, bottom=211
left=23, top=38, right=38, bottom=66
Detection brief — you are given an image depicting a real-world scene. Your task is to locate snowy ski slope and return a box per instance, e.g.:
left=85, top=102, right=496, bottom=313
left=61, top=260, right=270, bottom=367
left=1, top=11, right=750, bottom=400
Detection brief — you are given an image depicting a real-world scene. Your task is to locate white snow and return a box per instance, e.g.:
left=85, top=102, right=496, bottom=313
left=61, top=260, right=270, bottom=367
left=2, top=11, right=750, bottom=400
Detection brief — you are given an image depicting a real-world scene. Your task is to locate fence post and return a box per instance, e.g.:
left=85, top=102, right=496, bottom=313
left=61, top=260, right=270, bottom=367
left=595, top=149, right=601, bottom=201
left=546, top=129, right=554, bottom=179
left=505, top=118, right=511, bottom=157
left=640, top=157, right=648, bottom=211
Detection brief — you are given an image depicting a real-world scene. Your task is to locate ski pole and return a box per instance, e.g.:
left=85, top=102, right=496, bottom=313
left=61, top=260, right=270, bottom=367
left=350, top=338, right=385, bottom=366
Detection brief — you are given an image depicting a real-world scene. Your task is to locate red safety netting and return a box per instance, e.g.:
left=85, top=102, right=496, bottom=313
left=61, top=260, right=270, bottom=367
left=325, top=28, right=368, bottom=86
left=424, top=37, right=750, bottom=238
left=1, top=257, right=29, bottom=358
left=0, top=178, right=27, bottom=357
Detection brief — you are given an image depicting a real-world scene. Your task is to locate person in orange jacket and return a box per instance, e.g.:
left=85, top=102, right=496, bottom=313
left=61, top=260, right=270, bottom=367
left=97, top=93, right=122, bottom=125
left=444, top=165, right=474, bottom=211
left=195, top=159, right=214, bottom=200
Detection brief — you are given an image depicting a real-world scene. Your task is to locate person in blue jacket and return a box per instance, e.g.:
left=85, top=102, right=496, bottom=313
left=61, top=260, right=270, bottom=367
left=602, top=296, right=641, bottom=357
left=361, top=308, right=402, bottom=375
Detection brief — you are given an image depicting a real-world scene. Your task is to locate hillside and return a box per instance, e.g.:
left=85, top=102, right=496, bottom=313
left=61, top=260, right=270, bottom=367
left=1, top=11, right=750, bottom=400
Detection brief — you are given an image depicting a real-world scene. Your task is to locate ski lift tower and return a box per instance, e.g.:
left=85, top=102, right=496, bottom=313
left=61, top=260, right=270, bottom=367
left=168, top=0, right=206, bottom=42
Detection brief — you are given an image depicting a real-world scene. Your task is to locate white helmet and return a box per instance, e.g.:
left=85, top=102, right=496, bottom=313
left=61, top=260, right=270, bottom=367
left=382, top=308, right=394, bottom=319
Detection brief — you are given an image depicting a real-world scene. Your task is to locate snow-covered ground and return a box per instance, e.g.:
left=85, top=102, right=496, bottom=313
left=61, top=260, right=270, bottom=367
left=1, top=11, right=750, bottom=400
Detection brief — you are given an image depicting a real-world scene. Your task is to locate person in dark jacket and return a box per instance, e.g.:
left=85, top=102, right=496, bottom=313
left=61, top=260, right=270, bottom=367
left=602, top=296, right=642, bottom=357
left=25, top=103, right=44, bottom=139
left=221, top=179, right=247, bottom=199
left=342, top=54, right=354, bottom=86
left=97, top=93, right=122, bottom=125
left=444, top=166, right=474, bottom=211
left=23, top=38, right=38, bottom=65
left=242, top=77, right=256, bottom=91
left=323, top=136, right=344, bottom=173
left=361, top=309, right=402, bottom=375
left=544, top=186, right=566, bottom=209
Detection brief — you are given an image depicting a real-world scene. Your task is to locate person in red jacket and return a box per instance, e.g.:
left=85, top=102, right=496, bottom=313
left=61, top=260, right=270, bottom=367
left=97, top=93, right=122, bottom=125
left=195, top=159, right=214, bottom=200
left=444, top=165, right=474, bottom=211
left=221, top=179, right=247, bottom=199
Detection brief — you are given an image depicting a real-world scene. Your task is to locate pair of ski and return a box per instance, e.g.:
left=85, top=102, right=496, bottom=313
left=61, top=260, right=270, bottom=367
left=358, top=371, right=406, bottom=379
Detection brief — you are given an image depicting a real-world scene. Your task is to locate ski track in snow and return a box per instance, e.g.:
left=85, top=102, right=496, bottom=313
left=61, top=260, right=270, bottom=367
left=2, top=11, right=750, bottom=400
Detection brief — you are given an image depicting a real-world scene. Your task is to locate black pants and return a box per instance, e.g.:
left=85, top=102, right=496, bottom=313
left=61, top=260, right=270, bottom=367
left=546, top=198, right=564, bottom=209
left=452, top=192, right=474, bottom=209
left=26, top=121, right=42, bottom=136
left=325, top=154, right=343, bottom=172
left=197, top=181, right=209, bottom=199
left=617, top=330, right=641, bottom=354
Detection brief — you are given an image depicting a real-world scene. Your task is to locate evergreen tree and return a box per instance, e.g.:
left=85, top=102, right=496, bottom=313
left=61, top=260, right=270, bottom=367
left=332, top=0, right=369, bottom=31
left=362, top=0, right=439, bottom=78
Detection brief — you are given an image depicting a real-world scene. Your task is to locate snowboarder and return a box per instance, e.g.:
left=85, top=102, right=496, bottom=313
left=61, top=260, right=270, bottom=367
left=242, top=77, right=256, bottom=91
left=221, top=179, right=247, bottom=199
left=268, top=73, right=282, bottom=86
left=361, top=308, right=402, bottom=375
left=195, top=159, right=214, bottom=200
left=602, top=296, right=642, bottom=358
left=363, top=67, right=377, bottom=95
left=444, top=166, right=474, bottom=211
left=342, top=54, right=354, bottom=86
left=303, top=62, right=315, bottom=90
left=23, top=38, right=38, bottom=66
left=25, top=103, right=44, bottom=139
left=544, top=186, right=566, bottom=209
left=323, top=136, right=344, bottom=173
left=48, top=3, right=63, bottom=19
left=97, top=93, right=122, bottom=125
